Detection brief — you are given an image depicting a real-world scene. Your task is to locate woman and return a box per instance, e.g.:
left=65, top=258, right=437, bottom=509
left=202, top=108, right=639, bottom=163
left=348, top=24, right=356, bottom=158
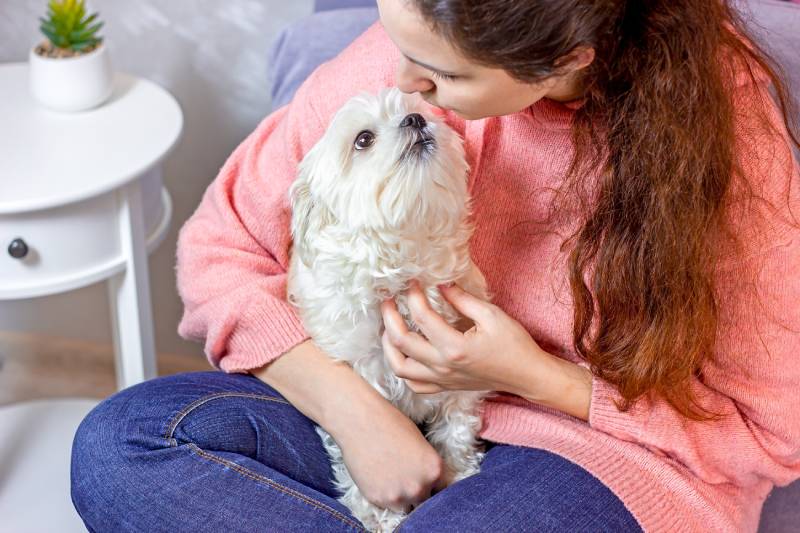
left=71, top=1, right=800, bottom=531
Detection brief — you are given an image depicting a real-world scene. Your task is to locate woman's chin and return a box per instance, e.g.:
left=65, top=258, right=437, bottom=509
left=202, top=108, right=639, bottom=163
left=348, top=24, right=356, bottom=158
left=452, top=109, right=479, bottom=121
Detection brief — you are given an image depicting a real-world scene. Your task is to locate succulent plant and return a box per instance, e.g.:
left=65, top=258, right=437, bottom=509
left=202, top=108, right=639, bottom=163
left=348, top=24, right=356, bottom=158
left=39, top=0, right=103, bottom=53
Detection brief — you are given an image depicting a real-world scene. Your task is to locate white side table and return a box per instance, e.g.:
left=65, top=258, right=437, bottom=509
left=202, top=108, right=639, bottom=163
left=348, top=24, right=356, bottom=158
left=0, top=62, right=183, bottom=391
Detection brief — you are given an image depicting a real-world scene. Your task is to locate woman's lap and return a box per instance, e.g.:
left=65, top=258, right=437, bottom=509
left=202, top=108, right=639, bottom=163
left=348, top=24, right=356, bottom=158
left=71, top=370, right=641, bottom=532
left=71, top=370, right=362, bottom=532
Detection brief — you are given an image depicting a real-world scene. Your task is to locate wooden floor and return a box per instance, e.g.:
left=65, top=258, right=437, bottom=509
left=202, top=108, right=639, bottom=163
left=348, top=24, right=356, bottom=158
left=0, top=331, right=210, bottom=406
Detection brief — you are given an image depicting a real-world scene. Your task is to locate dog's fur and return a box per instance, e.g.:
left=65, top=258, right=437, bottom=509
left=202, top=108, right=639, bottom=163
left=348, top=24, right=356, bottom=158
left=287, top=87, right=492, bottom=532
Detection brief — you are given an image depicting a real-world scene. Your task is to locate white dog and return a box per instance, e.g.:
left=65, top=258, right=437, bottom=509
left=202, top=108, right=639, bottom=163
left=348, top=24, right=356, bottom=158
left=286, top=87, right=492, bottom=532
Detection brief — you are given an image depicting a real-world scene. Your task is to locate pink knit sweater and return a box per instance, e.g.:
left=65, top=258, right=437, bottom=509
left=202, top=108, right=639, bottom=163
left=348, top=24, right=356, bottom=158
left=175, top=22, right=800, bottom=532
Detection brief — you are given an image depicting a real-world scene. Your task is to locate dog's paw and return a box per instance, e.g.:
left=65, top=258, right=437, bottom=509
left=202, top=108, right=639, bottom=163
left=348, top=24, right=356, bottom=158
left=351, top=506, right=406, bottom=533
left=375, top=509, right=406, bottom=533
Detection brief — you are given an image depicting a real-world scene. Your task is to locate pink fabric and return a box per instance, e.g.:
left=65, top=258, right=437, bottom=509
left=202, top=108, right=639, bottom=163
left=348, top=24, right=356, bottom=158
left=175, top=22, right=800, bottom=532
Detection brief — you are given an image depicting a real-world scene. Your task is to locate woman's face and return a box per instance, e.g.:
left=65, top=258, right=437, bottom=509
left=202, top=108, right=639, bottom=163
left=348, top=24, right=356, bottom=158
left=377, top=0, right=589, bottom=121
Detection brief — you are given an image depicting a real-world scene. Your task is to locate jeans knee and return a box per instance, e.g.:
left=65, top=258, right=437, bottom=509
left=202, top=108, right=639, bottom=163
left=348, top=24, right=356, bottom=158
left=70, top=373, right=192, bottom=510
left=70, top=394, right=120, bottom=522
left=71, top=370, right=281, bottom=497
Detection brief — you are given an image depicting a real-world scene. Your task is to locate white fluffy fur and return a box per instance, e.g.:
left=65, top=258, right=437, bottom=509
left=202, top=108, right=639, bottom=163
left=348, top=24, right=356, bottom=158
left=287, top=87, right=492, bottom=532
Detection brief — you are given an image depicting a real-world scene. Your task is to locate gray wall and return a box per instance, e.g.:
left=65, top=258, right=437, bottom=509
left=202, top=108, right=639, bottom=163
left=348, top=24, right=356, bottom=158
left=0, top=0, right=313, bottom=359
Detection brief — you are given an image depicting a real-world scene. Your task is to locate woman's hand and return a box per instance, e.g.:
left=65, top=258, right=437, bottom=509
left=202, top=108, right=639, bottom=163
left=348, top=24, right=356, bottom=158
left=380, top=279, right=593, bottom=420
left=334, top=398, right=445, bottom=513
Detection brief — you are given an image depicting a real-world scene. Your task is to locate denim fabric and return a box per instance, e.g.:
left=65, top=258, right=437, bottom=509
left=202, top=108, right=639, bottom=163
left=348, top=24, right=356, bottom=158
left=71, top=371, right=642, bottom=532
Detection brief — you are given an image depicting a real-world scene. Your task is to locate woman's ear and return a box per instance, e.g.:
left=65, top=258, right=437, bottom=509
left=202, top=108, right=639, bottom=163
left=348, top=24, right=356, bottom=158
left=555, top=46, right=596, bottom=73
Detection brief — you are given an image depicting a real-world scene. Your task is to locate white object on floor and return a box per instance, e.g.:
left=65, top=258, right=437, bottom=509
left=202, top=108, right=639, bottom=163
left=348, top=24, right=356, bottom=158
left=0, top=62, right=184, bottom=391
left=0, top=398, right=99, bottom=533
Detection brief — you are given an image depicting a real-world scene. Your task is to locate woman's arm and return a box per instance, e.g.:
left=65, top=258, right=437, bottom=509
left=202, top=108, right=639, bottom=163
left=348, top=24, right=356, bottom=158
left=250, top=339, right=388, bottom=435
left=511, top=355, right=593, bottom=422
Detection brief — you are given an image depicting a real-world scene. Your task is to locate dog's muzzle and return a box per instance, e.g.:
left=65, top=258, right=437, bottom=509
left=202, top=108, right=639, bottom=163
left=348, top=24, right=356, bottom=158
left=400, top=113, right=436, bottom=155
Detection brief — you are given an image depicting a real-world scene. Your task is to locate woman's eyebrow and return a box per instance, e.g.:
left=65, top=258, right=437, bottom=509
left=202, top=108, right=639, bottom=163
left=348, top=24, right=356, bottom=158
left=403, top=53, right=461, bottom=76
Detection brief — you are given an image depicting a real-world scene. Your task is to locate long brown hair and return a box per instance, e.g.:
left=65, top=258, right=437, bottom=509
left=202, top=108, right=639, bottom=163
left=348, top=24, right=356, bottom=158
left=411, top=0, right=800, bottom=420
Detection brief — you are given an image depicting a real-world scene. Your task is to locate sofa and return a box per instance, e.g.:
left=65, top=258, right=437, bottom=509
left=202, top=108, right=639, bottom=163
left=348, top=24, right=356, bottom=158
left=267, top=1, right=800, bottom=531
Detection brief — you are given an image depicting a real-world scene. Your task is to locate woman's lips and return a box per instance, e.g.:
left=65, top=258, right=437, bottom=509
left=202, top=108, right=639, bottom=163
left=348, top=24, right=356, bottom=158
left=421, top=96, right=447, bottom=115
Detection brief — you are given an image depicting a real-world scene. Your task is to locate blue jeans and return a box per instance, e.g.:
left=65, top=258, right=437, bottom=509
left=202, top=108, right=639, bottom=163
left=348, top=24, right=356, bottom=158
left=71, top=371, right=642, bottom=532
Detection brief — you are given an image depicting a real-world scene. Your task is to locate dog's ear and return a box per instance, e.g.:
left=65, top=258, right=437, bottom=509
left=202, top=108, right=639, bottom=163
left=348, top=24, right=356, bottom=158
left=289, top=177, right=336, bottom=269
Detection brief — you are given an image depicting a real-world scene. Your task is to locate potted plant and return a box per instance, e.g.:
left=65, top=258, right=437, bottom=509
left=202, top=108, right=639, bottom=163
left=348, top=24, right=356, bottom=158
left=29, top=0, right=113, bottom=112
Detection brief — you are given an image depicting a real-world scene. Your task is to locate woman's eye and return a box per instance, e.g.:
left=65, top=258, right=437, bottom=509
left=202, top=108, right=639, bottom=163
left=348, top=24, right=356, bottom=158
left=431, top=70, right=457, bottom=82
left=354, top=131, right=375, bottom=150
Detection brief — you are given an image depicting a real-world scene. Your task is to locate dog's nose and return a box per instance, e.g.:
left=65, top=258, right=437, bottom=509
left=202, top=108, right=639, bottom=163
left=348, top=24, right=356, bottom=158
left=400, top=113, right=426, bottom=130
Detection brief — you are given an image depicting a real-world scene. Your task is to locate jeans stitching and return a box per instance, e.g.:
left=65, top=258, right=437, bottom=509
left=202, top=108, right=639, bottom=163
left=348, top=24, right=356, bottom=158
left=164, top=392, right=291, bottom=443
left=163, top=392, right=366, bottom=532
left=187, top=443, right=366, bottom=532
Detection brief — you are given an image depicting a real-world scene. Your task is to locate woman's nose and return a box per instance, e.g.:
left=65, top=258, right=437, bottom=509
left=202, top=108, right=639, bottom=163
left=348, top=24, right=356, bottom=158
left=395, top=58, right=435, bottom=94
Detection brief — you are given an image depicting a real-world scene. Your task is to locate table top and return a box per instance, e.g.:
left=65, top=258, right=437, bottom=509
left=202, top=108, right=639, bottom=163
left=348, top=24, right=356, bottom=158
left=0, top=63, right=183, bottom=214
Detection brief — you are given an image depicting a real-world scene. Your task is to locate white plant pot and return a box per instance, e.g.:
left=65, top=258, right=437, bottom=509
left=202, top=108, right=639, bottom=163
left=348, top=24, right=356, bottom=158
left=28, top=42, right=113, bottom=113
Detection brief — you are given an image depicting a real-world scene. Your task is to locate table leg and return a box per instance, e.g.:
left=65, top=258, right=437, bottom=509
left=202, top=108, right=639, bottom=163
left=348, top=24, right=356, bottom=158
left=107, top=179, right=158, bottom=390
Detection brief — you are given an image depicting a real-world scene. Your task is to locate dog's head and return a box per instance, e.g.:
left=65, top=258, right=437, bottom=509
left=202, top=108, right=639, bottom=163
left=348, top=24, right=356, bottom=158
left=289, top=88, right=470, bottom=243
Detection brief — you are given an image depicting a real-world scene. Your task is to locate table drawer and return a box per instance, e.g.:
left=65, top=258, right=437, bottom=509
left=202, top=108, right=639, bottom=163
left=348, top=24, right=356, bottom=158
left=0, top=168, right=167, bottom=299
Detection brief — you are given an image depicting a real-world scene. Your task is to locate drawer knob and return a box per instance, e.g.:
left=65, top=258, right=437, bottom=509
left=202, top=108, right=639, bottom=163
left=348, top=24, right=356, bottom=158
left=8, top=238, right=29, bottom=259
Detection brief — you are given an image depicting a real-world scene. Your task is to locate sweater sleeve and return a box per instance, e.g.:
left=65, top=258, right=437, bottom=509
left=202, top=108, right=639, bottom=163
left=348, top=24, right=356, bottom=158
left=175, top=22, right=394, bottom=373
left=585, top=75, right=800, bottom=489
left=174, top=70, right=323, bottom=373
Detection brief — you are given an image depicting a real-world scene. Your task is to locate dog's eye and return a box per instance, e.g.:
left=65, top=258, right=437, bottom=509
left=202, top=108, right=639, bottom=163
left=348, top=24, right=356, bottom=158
left=354, top=130, right=375, bottom=150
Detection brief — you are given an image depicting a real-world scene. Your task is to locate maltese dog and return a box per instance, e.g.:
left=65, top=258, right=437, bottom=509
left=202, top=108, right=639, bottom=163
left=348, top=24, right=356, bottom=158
left=287, top=87, right=492, bottom=532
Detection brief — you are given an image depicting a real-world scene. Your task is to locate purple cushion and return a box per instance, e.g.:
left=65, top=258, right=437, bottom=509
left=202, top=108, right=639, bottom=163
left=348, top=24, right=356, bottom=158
left=760, top=479, right=800, bottom=533
left=743, top=0, right=800, bottom=132
left=267, top=7, right=378, bottom=110
left=314, top=0, right=375, bottom=12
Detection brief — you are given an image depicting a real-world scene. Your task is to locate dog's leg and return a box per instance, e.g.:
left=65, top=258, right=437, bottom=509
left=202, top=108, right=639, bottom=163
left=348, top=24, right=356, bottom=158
left=315, top=426, right=407, bottom=532
left=424, top=397, right=486, bottom=489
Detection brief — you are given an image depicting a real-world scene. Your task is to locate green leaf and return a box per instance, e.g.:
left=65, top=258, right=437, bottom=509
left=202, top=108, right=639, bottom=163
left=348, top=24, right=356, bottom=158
left=41, top=0, right=104, bottom=48
left=39, top=24, right=57, bottom=39
left=48, top=1, right=62, bottom=17
left=66, top=10, right=78, bottom=32
left=38, top=18, right=57, bottom=33
left=84, top=21, right=102, bottom=36
left=40, top=27, right=58, bottom=44
left=69, top=22, right=101, bottom=41
left=69, top=32, right=89, bottom=43
left=70, top=40, right=96, bottom=51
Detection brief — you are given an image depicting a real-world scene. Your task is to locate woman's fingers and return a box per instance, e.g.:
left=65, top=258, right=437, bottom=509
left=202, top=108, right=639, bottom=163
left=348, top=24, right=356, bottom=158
left=381, top=297, right=444, bottom=367
left=381, top=331, right=444, bottom=393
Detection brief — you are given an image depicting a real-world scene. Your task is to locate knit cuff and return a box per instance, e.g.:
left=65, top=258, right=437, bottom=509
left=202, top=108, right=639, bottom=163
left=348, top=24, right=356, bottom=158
left=578, top=361, right=647, bottom=444
left=216, top=297, right=311, bottom=374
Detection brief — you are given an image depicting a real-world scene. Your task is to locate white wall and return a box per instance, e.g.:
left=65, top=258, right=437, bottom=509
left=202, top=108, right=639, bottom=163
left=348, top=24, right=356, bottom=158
left=0, top=0, right=313, bottom=359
